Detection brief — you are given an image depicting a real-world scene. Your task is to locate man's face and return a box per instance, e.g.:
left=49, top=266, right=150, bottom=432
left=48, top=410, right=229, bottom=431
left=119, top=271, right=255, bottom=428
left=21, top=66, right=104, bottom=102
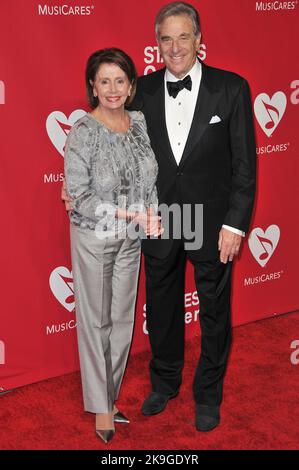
left=157, top=14, right=201, bottom=79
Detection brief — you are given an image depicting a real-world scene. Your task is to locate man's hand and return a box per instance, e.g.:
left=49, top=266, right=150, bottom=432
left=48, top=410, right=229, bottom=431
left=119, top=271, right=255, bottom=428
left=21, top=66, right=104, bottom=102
left=218, top=227, right=242, bottom=264
left=116, top=207, right=164, bottom=237
left=61, top=178, right=73, bottom=212
left=134, top=207, right=164, bottom=237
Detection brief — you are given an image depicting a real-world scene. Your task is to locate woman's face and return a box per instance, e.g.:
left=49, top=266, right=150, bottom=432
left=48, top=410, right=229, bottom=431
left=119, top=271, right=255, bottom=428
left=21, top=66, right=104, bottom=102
left=91, top=62, right=132, bottom=111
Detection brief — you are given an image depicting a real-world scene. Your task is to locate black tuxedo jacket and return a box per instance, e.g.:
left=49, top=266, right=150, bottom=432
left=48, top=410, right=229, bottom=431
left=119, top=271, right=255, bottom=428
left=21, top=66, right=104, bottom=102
left=131, top=61, right=256, bottom=261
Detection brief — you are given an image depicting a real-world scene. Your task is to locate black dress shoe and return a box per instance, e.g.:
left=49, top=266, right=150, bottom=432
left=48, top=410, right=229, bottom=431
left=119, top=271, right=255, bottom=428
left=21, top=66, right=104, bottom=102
left=141, top=392, right=177, bottom=416
left=195, top=404, right=220, bottom=432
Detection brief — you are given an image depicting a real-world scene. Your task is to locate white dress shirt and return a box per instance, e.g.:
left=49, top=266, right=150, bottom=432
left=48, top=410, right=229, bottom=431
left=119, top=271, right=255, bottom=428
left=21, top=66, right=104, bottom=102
left=164, top=60, right=245, bottom=237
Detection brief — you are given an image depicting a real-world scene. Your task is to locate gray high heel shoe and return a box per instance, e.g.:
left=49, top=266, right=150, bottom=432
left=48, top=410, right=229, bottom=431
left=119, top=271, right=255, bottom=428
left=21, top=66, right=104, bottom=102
left=114, top=410, right=130, bottom=424
left=95, top=429, right=115, bottom=443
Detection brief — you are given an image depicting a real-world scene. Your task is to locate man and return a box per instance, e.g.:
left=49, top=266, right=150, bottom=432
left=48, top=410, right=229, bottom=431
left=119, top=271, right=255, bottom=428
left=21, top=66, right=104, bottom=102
left=132, top=2, right=256, bottom=432
left=63, top=2, right=256, bottom=432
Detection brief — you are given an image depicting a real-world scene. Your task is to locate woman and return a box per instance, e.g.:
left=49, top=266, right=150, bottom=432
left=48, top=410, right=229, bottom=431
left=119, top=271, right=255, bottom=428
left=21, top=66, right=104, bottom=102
left=64, top=48, right=162, bottom=443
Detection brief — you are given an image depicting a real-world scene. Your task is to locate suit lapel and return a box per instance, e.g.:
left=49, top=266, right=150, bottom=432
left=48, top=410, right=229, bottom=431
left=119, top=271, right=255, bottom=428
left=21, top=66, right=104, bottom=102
left=179, top=63, right=222, bottom=168
left=144, top=69, right=178, bottom=168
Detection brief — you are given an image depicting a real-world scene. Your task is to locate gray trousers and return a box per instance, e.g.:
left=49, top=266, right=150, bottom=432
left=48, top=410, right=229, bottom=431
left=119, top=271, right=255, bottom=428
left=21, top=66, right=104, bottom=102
left=70, top=224, right=141, bottom=413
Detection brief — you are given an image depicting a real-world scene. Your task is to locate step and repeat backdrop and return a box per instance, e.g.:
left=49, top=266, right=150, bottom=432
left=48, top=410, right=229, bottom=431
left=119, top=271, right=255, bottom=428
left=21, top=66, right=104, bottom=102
left=1, top=0, right=298, bottom=391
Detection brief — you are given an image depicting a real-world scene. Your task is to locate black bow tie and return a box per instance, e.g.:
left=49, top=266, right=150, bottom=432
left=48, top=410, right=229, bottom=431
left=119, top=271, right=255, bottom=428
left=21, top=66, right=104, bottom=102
left=167, top=75, right=192, bottom=98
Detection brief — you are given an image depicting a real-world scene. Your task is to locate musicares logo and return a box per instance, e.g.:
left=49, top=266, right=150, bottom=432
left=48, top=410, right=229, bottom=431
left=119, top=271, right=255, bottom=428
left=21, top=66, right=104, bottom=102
left=38, top=4, right=95, bottom=15
left=254, top=92, right=287, bottom=137
left=46, top=110, right=86, bottom=157
left=49, top=267, right=75, bottom=312
left=248, top=225, right=280, bottom=267
left=256, top=1, right=298, bottom=11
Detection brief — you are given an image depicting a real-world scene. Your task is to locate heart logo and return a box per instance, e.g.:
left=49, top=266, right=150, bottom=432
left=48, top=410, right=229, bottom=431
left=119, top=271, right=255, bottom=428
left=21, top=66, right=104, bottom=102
left=46, top=110, right=86, bottom=157
left=248, top=225, right=280, bottom=267
left=49, top=266, right=75, bottom=312
left=254, top=92, right=286, bottom=137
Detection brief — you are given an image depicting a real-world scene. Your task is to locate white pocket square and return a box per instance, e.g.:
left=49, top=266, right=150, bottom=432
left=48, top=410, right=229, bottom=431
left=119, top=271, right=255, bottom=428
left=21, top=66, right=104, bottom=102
left=209, top=115, right=221, bottom=124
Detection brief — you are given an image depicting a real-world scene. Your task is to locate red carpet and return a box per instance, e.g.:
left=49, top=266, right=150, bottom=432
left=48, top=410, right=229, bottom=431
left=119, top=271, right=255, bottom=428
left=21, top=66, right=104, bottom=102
left=1, top=311, right=298, bottom=450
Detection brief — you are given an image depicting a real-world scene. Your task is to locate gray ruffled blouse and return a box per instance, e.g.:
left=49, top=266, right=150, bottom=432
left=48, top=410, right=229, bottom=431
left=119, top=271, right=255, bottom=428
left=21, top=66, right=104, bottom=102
left=64, top=110, right=158, bottom=236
